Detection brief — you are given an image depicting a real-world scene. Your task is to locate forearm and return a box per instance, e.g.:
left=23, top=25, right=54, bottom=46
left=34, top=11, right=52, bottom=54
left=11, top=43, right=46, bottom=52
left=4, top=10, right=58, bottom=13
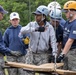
left=57, top=42, right=62, bottom=56
left=62, top=38, right=74, bottom=55
left=20, top=26, right=35, bottom=34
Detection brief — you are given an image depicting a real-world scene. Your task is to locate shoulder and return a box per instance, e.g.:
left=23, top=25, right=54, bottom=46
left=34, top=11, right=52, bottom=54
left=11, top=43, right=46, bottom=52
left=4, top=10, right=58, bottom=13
left=46, top=21, right=54, bottom=28
left=29, top=21, right=37, bottom=25
left=69, top=20, right=76, bottom=29
left=18, top=25, right=22, bottom=28
left=26, top=21, right=38, bottom=27
left=72, top=20, right=76, bottom=26
left=4, top=26, right=12, bottom=34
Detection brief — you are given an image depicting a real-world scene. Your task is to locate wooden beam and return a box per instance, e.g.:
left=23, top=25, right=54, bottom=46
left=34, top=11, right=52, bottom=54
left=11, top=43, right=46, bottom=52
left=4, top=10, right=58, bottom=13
left=5, top=61, right=76, bottom=75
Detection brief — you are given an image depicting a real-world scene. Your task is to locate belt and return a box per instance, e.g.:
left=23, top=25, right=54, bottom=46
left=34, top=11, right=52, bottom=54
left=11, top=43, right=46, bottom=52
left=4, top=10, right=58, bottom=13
left=6, top=54, right=25, bottom=57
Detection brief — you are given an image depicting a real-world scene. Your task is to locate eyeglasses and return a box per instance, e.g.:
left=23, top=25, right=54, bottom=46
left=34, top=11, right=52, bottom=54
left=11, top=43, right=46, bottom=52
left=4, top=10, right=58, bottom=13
left=62, top=9, right=69, bottom=13
left=63, top=10, right=69, bottom=13
left=65, top=10, right=69, bottom=13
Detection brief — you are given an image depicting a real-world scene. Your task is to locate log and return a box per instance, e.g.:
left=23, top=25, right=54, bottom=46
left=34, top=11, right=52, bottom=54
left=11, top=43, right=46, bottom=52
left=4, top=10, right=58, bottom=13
left=5, top=61, right=76, bottom=75
left=56, top=69, right=76, bottom=75
left=5, top=61, right=63, bottom=71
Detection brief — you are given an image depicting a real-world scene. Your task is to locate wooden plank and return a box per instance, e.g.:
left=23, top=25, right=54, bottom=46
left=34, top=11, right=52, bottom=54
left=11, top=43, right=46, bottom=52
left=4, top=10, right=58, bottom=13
left=39, top=63, right=64, bottom=68
left=56, top=69, right=76, bottom=75
left=34, top=63, right=64, bottom=72
left=5, top=61, right=63, bottom=71
left=5, top=61, right=76, bottom=75
left=5, top=61, right=37, bottom=71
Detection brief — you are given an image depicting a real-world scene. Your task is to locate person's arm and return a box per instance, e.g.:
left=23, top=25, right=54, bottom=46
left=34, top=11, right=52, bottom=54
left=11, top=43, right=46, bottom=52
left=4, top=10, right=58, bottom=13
left=3, top=30, right=9, bottom=47
left=0, top=31, right=21, bottom=56
left=49, top=25, right=58, bottom=55
left=56, top=38, right=74, bottom=63
left=0, top=31, right=10, bottom=55
left=62, top=38, right=74, bottom=54
left=57, top=42, right=62, bottom=56
left=20, top=22, right=35, bottom=34
left=20, top=22, right=46, bottom=37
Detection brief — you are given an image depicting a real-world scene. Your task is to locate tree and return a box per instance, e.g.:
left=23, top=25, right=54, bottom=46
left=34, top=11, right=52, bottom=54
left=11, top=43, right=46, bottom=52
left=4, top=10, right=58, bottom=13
left=0, top=0, right=68, bottom=33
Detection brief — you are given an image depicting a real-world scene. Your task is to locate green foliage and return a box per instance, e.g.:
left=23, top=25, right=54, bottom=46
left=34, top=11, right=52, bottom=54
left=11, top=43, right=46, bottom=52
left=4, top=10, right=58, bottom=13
left=0, top=0, right=68, bottom=33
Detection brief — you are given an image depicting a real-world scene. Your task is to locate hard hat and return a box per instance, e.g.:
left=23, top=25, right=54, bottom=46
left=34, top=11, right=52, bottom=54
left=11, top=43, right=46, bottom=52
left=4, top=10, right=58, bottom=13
left=48, top=1, right=61, bottom=11
left=63, top=1, right=76, bottom=10
left=49, top=8, right=62, bottom=21
left=33, top=5, right=49, bottom=16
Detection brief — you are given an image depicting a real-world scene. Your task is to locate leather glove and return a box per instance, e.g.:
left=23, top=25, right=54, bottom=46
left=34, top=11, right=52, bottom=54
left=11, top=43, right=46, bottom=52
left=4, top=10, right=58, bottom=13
left=22, top=37, right=30, bottom=45
left=49, top=55, right=55, bottom=63
left=35, top=26, right=45, bottom=32
left=56, top=53, right=65, bottom=63
left=10, top=51, right=22, bottom=57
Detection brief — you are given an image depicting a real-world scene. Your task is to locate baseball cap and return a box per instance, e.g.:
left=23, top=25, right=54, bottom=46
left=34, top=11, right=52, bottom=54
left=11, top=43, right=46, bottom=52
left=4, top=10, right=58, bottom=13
left=10, top=12, right=20, bottom=20
left=0, top=5, right=8, bottom=14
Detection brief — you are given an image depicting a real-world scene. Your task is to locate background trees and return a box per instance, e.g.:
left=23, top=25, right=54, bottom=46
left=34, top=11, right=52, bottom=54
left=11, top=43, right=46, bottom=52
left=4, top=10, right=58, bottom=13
left=0, top=0, right=67, bottom=33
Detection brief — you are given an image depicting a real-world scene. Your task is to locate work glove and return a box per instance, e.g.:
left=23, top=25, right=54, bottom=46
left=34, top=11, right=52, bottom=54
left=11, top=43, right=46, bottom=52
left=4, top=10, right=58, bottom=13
left=10, top=51, right=22, bottom=57
left=56, top=53, right=65, bottom=63
left=35, top=26, right=45, bottom=32
left=22, top=37, right=30, bottom=45
left=49, top=55, right=55, bottom=63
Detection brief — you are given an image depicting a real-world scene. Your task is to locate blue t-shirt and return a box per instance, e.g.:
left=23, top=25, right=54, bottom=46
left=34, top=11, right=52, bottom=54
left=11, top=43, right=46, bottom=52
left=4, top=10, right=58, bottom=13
left=63, top=19, right=76, bottom=49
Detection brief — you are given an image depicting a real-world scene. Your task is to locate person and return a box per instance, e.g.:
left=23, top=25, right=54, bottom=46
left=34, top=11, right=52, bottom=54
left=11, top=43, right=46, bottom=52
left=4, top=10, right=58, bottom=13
left=49, top=8, right=63, bottom=56
left=3, top=12, right=30, bottom=75
left=19, top=5, right=57, bottom=75
left=0, top=5, right=21, bottom=75
left=47, top=1, right=66, bottom=28
left=49, top=8, right=68, bottom=70
left=57, top=1, right=76, bottom=71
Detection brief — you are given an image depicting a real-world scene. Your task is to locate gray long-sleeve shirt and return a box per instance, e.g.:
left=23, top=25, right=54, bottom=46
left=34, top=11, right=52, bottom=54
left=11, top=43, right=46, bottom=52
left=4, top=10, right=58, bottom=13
left=20, top=21, right=57, bottom=54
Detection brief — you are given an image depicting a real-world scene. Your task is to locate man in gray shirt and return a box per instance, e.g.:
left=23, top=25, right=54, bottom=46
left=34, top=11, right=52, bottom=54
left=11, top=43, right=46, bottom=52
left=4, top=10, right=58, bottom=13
left=19, top=5, right=57, bottom=75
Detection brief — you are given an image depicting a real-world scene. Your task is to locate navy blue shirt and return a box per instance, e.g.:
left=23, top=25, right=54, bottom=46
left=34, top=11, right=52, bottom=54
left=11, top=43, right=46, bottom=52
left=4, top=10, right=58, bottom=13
left=3, top=25, right=29, bottom=55
left=63, top=19, right=76, bottom=49
left=56, top=25, right=63, bottom=42
left=49, top=22, right=63, bottom=43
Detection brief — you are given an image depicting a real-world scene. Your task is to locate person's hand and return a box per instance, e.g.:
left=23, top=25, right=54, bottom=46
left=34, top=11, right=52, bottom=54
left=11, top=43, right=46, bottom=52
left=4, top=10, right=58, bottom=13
left=22, top=37, right=30, bottom=45
left=49, top=55, right=55, bottom=63
left=35, top=26, right=45, bottom=32
left=56, top=53, right=65, bottom=63
left=10, top=51, right=22, bottom=57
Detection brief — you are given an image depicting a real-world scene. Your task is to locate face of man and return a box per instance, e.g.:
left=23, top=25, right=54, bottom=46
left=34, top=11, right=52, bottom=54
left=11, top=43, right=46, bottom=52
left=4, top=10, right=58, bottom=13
left=64, top=10, right=76, bottom=20
left=35, top=14, right=43, bottom=22
left=64, top=10, right=70, bottom=19
left=0, top=12, right=4, bottom=20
